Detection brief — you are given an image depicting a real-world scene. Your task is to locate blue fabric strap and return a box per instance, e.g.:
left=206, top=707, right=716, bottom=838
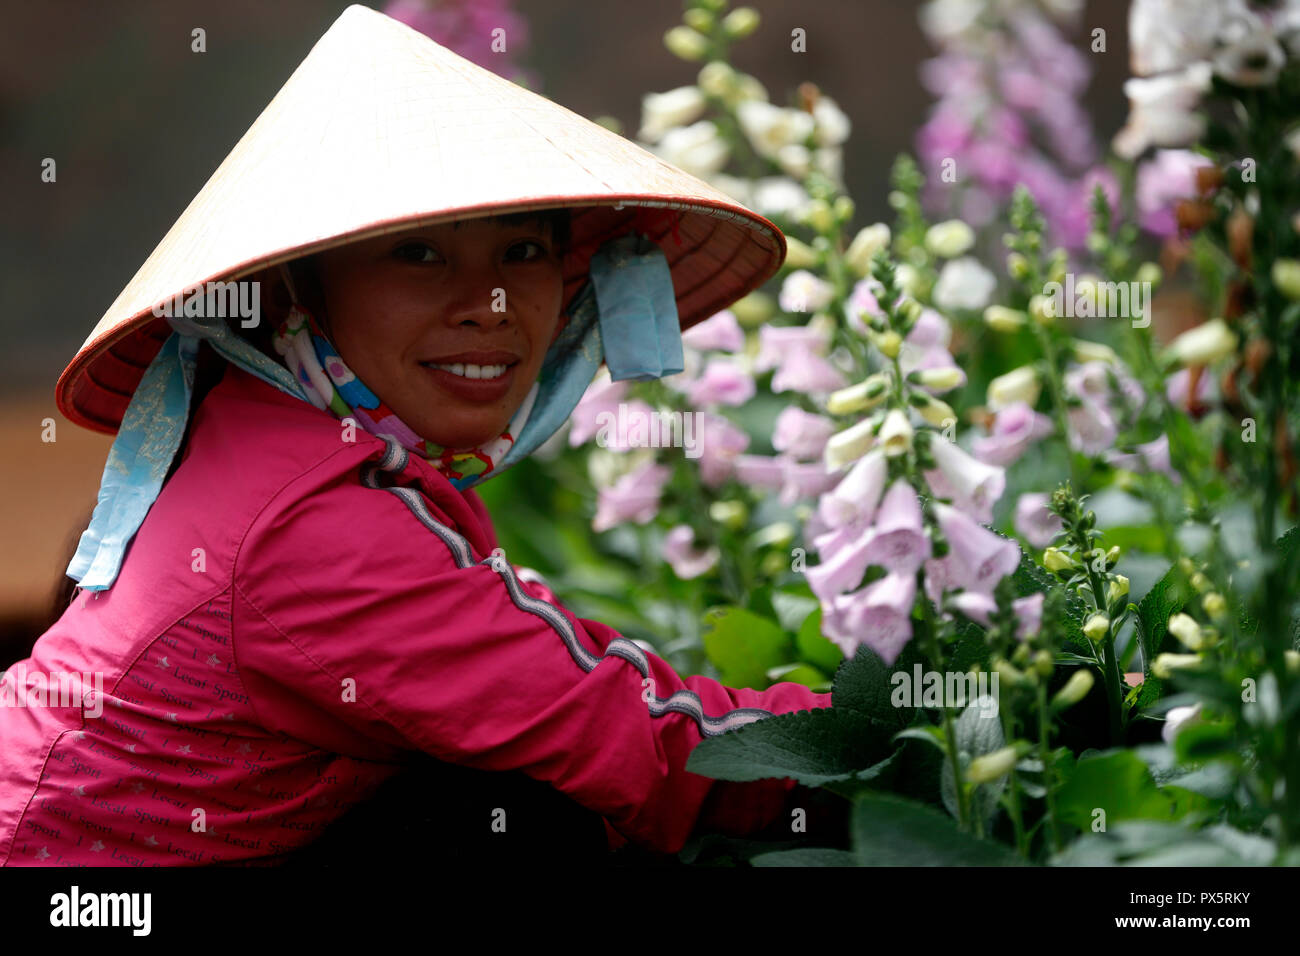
left=588, top=232, right=683, bottom=382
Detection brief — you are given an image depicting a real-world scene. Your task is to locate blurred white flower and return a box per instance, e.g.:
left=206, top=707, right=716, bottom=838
left=1213, top=19, right=1286, bottom=86
left=1128, top=0, right=1243, bottom=76
left=1112, top=63, right=1212, bottom=160
left=736, top=100, right=815, bottom=159
left=751, top=177, right=814, bottom=219
left=932, top=257, right=997, bottom=311
left=919, top=0, right=983, bottom=44
left=776, top=143, right=812, bottom=178
left=778, top=270, right=835, bottom=313
left=654, top=120, right=730, bottom=177
left=638, top=86, right=707, bottom=143
left=844, top=223, right=891, bottom=278
left=812, top=95, right=851, bottom=147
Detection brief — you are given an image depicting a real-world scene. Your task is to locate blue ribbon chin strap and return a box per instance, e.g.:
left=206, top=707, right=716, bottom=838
left=66, top=230, right=683, bottom=590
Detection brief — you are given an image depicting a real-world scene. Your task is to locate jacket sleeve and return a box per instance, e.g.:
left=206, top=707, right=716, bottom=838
left=232, top=468, right=832, bottom=855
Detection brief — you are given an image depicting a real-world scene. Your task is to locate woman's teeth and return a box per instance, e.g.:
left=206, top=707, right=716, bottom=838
left=423, top=362, right=509, bottom=379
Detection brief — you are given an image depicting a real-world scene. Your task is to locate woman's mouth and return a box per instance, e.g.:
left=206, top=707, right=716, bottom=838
left=419, top=360, right=517, bottom=402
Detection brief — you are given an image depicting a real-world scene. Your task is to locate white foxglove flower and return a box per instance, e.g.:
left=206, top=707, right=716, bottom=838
left=986, top=365, right=1041, bottom=411
left=1128, top=0, right=1243, bottom=76
left=919, top=0, right=983, bottom=44
left=812, top=95, right=851, bottom=147
left=1213, top=22, right=1285, bottom=86
left=924, top=220, right=975, bottom=259
left=933, top=257, right=997, bottom=311
left=655, top=120, right=730, bottom=177
left=736, top=100, right=815, bottom=160
left=638, top=86, right=707, bottom=143
left=878, top=409, right=914, bottom=457
left=752, top=177, right=814, bottom=219
left=778, top=270, right=835, bottom=313
left=1113, top=63, right=1213, bottom=160
left=776, top=143, right=812, bottom=179
left=825, top=417, right=878, bottom=469
left=1162, top=702, right=1203, bottom=745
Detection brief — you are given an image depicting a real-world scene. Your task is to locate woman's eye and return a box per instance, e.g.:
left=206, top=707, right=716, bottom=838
left=393, top=242, right=440, bottom=263
left=507, top=239, right=548, bottom=262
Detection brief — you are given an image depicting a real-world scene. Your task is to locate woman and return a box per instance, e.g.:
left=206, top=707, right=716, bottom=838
left=0, top=5, right=832, bottom=867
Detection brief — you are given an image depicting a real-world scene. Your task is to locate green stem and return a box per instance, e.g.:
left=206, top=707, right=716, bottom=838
left=1036, top=680, right=1063, bottom=855
left=1000, top=704, right=1029, bottom=858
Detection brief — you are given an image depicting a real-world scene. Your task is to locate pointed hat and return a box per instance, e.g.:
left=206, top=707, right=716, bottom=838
left=56, top=3, right=785, bottom=434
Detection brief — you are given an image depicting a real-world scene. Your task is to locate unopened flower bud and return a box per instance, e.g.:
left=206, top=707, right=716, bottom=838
left=1012, top=643, right=1032, bottom=667
left=664, top=25, right=709, bottom=61
left=844, top=223, right=891, bottom=278
left=924, top=220, right=975, bottom=259
left=878, top=408, right=914, bottom=457
left=1034, top=649, right=1054, bottom=678
left=1271, top=259, right=1300, bottom=301
left=917, top=395, right=956, bottom=427
left=826, top=373, right=889, bottom=415
left=1165, top=318, right=1239, bottom=367
left=871, top=329, right=903, bottom=359
left=824, top=417, right=878, bottom=469
left=1043, top=547, right=1073, bottom=573
left=709, top=499, right=748, bottom=529
left=1107, top=575, right=1130, bottom=605
left=1083, top=614, right=1110, bottom=642
left=1006, top=252, right=1030, bottom=280
left=1190, top=571, right=1212, bottom=593
left=1202, top=592, right=1227, bottom=619
left=805, top=198, right=836, bottom=234
left=783, top=236, right=820, bottom=270
left=1135, top=262, right=1162, bottom=288
left=995, top=659, right=1026, bottom=686
left=750, top=521, right=795, bottom=550
left=721, top=6, right=760, bottom=38
left=683, top=8, right=714, bottom=32
left=1152, top=652, right=1201, bottom=679
left=1106, top=546, right=1121, bottom=566
left=1167, top=612, right=1207, bottom=651
left=1072, top=339, right=1119, bottom=365
left=1285, top=650, right=1300, bottom=674
left=1028, top=294, right=1055, bottom=326
left=987, top=365, right=1041, bottom=410
left=915, top=367, right=964, bottom=392
left=898, top=298, right=923, bottom=326
left=965, top=746, right=1018, bottom=784
left=730, top=291, right=775, bottom=327
left=983, top=305, right=1027, bottom=333
left=1051, top=670, right=1095, bottom=710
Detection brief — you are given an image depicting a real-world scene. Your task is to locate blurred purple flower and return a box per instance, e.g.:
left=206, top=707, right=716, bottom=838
left=869, top=480, right=932, bottom=575
left=825, top=572, right=917, bottom=665
left=687, top=359, right=756, bottom=407
left=772, top=406, right=834, bottom=460
left=570, top=376, right=629, bottom=446
left=1137, top=149, right=1213, bottom=237
left=1014, top=492, right=1064, bottom=548
left=592, top=461, right=672, bottom=532
left=662, top=525, right=720, bottom=579
left=696, top=413, right=751, bottom=487
left=928, top=502, right=1020, bottom=597
left=383, top=0, right=534, bottom=84
left=682, top=309, right=746, bottom=353
left=972, top=401, right=1054, bottom=467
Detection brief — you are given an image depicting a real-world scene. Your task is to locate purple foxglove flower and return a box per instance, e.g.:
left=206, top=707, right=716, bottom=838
left=592, top=461, right=672, bottom=532
left=681, top=309, right=746, bottom=353
left=972, top=401, right=1054, bottom=467
left=1014, top=492, right=1063, bottom=548
left=925, top=437, right=1007, bottom=524
left=932, top=502, right=1021, bottom=596
left=779, top=457, right=840, bottom=506
left=1166, top=366, right=1214, bottom=408
left=569, top=376, right=630, bottom=446
left=731, top=453, right=786, bottom=491
left=1012, top=592, right=1044, bottom=640
left=696, top=413, right=750, bottom=487
left=868, top=479, right=932, bottom=574
left=949, top=590, right=997, bottom=627
left=1066, top=401, right=1118, bottom=455
left=772, top=406, right=835, bottom=460
left=806, top=528, right=876, bottom=602
left=1136, top=149, right=1212, bottom=238
left=1106, top=434, right=1182, bottom=484
left=771, top=349, right=848, bottom=395
left=687, top=359, right=757, bottom=407
left=817, top=448, right=888, bottom=529
left=588, top=399, right=659, bottom=452
left=755, top=325, right=832, bottom=372
left=904, top=308, right=952, bottom=350
left=846, top=278, right=885, bottom=336
left=662, top=525, right=720, bottom=579
left=827, top=572, right=917, bottom=665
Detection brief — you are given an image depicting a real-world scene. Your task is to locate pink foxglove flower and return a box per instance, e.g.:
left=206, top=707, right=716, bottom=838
left=925, top=436, right=1007, bottom=524
left=1166, top=366, right=1214, bottom=408
left=1014, top=492, right=1064, bottom=548
left=1106, top=433, right=1181, bottom=483
left=825, top=572, right=917, bottom=665
left=1066, top=402, right=1119, bottom=455
left=846, top=278, right=885, bottom=336
left=869, top=480, right=932, bottom=575
left=930, top=502, right=1021, bottom=596
left=687, top=359, right=756, bottom=407
left=662, top=525, right=720, bottom=579
left=771, top=349, right=847, bottom=394
left=1136, top=149, right=1214, bottom=237
left=772, top=406, right=835, bottom=460
left=779, top=457, right=839, bottom=506
left=951, top=590, right=1044, bottom=641
left=807, top=529, right=876, bottom=603
left=681, top=309, right=745, bottom=353
left=972, top=401, right=1054, bottom=467
left=731, top=453, right=786, bottom=491
left=696, top=413, right=750, bottom=487
left=570, top=375, right=630, bottom=446
left=817, top=448, right=888, bottom=529
left=592, top=461, right=672, bottom=532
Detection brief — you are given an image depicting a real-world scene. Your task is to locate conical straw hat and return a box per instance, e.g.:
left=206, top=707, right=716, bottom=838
left=57, top=3, right=785, bottom=434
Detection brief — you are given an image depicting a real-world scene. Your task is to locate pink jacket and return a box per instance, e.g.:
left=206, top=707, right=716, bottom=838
left=0, top=363, right=831, bottom=865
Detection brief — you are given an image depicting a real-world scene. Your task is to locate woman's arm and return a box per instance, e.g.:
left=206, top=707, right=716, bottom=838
left=233, top=468, right=832, bottom=856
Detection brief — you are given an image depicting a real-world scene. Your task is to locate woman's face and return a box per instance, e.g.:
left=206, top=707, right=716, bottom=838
left=312, top=216, right=566, bottom=449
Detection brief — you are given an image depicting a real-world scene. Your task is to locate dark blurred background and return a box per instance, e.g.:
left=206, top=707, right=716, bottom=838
left=0, top=0, right=1131, bottom=657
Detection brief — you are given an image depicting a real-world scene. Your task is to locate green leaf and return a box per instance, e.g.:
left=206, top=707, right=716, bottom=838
left=772, top=589, right=819, bottom=633
left=1054, top=749, right=1186, bottom=829
left=750, top=847, right=859, bottom=867
left=764, top=663, right=828, bottom=688
left=795, top=608, right=845, bottom=674
left=851, top=792, right=1025, bottom=866
left=1135, top=563, right=1189, bottom=674
left=941, top=696, right=1007, bottom=825
left=700, top=605, right=792, bottom=689
left=830, top=643, right=921, bottom=729
left=685, top=708, right=897, bottom=786
left=1051, top=822, right=1275, bottom=866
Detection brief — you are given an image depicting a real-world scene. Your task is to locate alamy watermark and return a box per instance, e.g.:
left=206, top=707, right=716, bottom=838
left=595, top=403, right=703, bottom=458
left=1042, top=274, right=1150, bottom=328
left=0, top=664, right=104, bottom=719
left=890, top=665, right=1000, bottom=717
left=151, top=280, right=261, bottom=328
